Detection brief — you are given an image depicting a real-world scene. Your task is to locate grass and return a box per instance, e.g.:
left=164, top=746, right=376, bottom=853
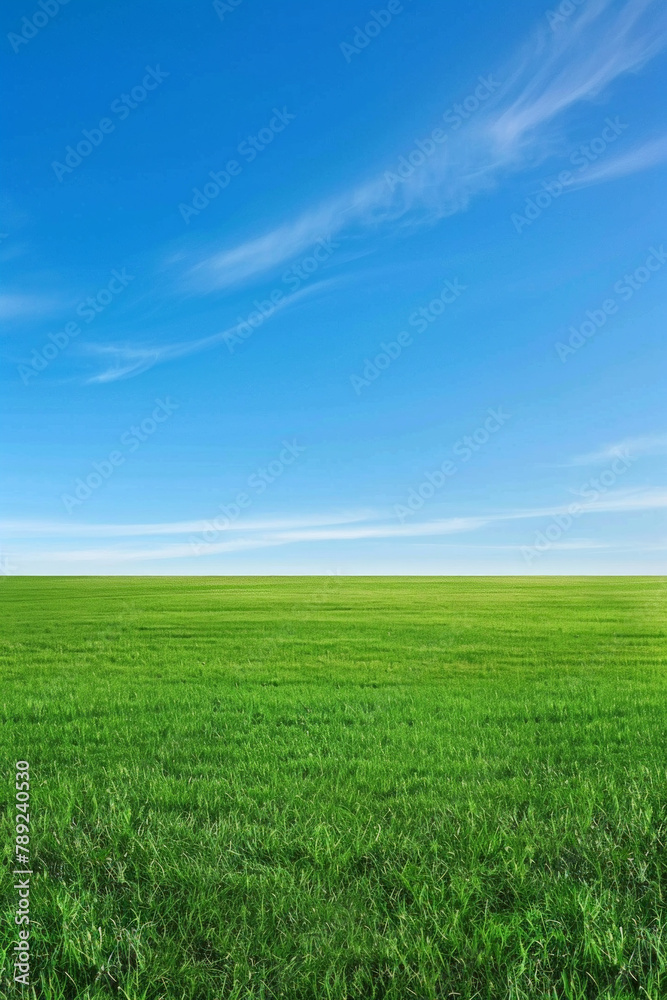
left=1, top=576, right=666, bottom=999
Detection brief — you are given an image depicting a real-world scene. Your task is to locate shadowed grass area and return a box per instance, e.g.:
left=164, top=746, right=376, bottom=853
left=1, top=576, right=666, bottom=999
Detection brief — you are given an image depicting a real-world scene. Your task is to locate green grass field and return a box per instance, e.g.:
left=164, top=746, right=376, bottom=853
left=1, top=577, right=666, bottom=999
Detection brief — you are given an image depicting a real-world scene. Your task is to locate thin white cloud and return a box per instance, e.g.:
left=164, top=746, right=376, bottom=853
left=0, top=292, right=62, bottom=322
left=7, top=487, right=667, bottom=567
left=181, top=0, right=667, bottom=294
left=4, top=518, right=493, bottom=565
left=567, top=135, right=667, bottom=188
left=82, top=346, right=162, bottom=384
left=0, top=511, right=373, bottom=538
left=491, top=0, right=666, bottom=148
left=532, top=539, right=610, bottom=550
left=81, top=279, right=337, bottom=383
left=568, top=434, right=667, bottom=465
left=189, top=201, right=350, bottom=292
left=472, top=487, right=667, bottom=520
left=71, top=0, right=667, bottom=384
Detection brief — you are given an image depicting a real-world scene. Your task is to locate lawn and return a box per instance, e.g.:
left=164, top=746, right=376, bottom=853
left=1, top=576, right=666, bottom=999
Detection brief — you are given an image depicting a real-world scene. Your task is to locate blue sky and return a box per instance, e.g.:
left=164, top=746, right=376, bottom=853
left=2, top=0, right=666, bottom=574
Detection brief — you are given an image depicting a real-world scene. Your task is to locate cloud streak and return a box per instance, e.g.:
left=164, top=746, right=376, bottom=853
left=568, top=434, right=667, bottom=465
left=77, top=0, right=667, bottom=383
left=6, top=486, right=667, bottom=567
left=81, top=279, right=337, bottom=383
left=491, top=0, right=666, bottom=148
left=568, top=134, right=667, bottom=188
left=184, top=0, right=667, bottom=292
left=0, top=511, right=372, bottom=538
left=0, top=292, right=63, bottom=323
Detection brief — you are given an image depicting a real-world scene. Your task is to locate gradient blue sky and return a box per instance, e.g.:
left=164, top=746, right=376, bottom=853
left=2, top=0, right=666, bottom=574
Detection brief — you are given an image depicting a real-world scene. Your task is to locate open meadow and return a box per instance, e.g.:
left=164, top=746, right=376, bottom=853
left=1, top=576, right=666, bottom=999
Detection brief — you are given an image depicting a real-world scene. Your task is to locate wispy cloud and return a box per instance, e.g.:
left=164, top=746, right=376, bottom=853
left=490, top=0, right=666, bottom=148
left=0, top=511, right=372, bottom=538
left=0, top=292, right=62, bottom=323
left=81, top=279, right=336, bottom=383
left=182, top=0, right=667, bottom=294
left=81, top=345, right=162, bottom=384
left=568, top=134, right=667, bottom=188
left=188, top=202, right=349, bottom=292
left=6, top=486, right=667, bottom=567
left=72, top=0, right=667, bottom=385
left=568, top=434, right=667, bottom=465
left=524, top=538, right=611, bottom=551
